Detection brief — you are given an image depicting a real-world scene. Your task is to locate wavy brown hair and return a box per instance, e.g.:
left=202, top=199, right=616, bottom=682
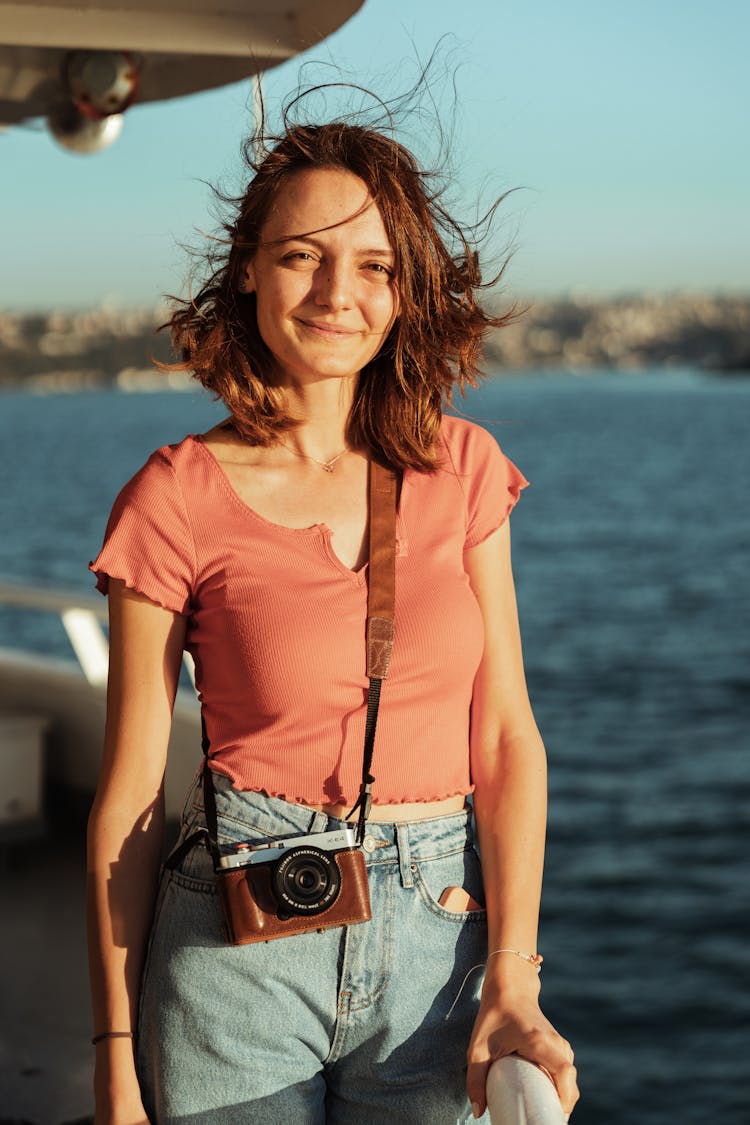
left=163, top=113, right=514, bottom=471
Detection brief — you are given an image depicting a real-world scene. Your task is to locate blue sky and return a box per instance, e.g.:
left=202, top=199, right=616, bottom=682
left=1, top=0, right=748, bottom=309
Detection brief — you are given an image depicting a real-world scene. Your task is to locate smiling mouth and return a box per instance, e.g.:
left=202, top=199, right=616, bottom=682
left=297, top=319, right=359, bottom=338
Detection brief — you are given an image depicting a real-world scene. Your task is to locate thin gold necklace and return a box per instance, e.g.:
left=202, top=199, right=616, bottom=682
left=278, top=440, right=349, bottom=473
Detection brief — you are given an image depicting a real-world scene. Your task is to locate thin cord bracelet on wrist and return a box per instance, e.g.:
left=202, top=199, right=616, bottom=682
left=488, top=948, right=544, bottom=972
left=91, top=1031, right=136, bottom=1045
left=444, top=949, right=543, bottom=1021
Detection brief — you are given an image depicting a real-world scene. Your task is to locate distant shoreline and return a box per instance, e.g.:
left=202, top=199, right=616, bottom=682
left=484, top=292, right=750, bottom=375
left=1, top=293, right=748, bottom=390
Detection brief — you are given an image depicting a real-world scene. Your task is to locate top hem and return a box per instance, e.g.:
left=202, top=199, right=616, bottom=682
left=88, top=563, right=190, bottom=616
left=207, top=763, right=473, bottom=808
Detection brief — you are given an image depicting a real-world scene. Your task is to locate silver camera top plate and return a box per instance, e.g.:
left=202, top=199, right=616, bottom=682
left=218, top=826, right=357, bottom=869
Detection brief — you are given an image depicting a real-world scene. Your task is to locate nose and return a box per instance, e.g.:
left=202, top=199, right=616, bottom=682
left=313, top=260, right=354, bottom=311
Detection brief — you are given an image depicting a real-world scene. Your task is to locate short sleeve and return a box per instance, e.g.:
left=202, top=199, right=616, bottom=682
left=89, top=448, right=196, bottom=614
left=461, top=424, right=529, bottom=549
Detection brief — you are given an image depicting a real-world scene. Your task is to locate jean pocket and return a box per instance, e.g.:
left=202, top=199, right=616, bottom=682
left=173, top=837, right=217, bottom=889
left=413, top=847, right=487, bottom=922
left=164, top=808, right=218, bottom=890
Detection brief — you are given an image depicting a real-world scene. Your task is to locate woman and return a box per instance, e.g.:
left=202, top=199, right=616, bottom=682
left=87, top=119, right=578, bottom=1124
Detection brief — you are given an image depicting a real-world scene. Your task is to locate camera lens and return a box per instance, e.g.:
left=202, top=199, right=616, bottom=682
left=272, top=846, right=341, bottom=916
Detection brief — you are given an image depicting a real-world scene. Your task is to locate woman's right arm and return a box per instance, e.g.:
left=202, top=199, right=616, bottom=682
left=87, top=579, right=187, bottom=1125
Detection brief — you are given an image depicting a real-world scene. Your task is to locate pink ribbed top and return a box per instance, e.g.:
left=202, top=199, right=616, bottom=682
left=90, top=416, right=527, bottom=805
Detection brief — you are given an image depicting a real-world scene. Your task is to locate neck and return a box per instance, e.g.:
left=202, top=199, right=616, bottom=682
left=280, top=375, right=357, bottom=461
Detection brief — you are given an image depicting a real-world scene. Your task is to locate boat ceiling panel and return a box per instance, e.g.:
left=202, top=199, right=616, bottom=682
left=0, top=1, right=364, bottom=56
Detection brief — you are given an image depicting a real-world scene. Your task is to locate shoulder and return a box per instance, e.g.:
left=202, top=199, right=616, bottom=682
left=438, top=414, right=506, bottom=473
left=144, top=434, right=200, bottom=473
left=437, top=415, right=529, bottom=546
left=92, top=436, right=199, bottom=609
left=123, top=435, right=199, bottom=496
left=103, top=436, right=203, bottom=532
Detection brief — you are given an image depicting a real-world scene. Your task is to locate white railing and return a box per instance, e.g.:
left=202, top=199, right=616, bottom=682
left=0, top=577, right=196, bottom=688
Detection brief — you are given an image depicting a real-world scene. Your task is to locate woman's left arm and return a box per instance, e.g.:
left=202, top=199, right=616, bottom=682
left=465, top=521, right=579, bottom=1119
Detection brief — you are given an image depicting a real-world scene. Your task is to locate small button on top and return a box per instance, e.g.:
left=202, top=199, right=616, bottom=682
left=362, top=834, right=377, bottom=853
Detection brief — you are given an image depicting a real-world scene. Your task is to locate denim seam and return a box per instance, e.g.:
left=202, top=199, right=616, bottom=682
left=215, top=829, right=265, bottom=847
left=215, top=811, right=281, bottom=834
left=412, top=844, right=469, bottom=863
left=348, top=869, right=395, bottom=1012
left=170, top=871, right=217, bottom=894
left=326, top=924, right=354, bottom=1068
left=327, top=991, right=352, bottom=1066
left=364, top=842, right=468, bottom=867
left=192, top=797, right=300, bottom=839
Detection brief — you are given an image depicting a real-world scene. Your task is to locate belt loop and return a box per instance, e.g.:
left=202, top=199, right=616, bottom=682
left=396, top=824, right=413, bottom=887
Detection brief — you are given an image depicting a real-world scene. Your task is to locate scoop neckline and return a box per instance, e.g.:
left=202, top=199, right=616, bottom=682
left=190, top=433, right=331, bottom=534
left=190, top=433, right=376, bottom=580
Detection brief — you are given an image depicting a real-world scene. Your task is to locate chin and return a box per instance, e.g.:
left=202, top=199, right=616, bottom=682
left=295, top=355, right=372, bottom=381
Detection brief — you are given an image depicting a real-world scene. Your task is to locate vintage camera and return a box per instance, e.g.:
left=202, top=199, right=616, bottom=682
left=215, top=826, right=371, bottom=944
left=219, top=828, right=357, bottom=915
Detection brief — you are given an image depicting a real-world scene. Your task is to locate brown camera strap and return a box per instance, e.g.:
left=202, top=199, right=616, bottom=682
left=348, top=459, right=397, bottom=842
left=169, top=458, right=398, bottom=870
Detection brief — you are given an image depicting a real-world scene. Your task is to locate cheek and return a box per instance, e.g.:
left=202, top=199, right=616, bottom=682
left=254, top=280, right=297, bottom=334
left=370, top=287, right=399, bottom=332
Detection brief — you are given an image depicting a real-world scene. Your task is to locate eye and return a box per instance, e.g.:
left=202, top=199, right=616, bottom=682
left=364, top=262, right=393, bottom=277
left=282, top=250, right=318, bottom=265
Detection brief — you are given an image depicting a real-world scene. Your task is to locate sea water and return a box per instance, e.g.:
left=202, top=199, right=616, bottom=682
left=0, top=370, right=748, bottom=1124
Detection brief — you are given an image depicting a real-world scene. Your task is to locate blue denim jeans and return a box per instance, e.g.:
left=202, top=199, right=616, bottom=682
left=137, top=774, right=490, bottom=1124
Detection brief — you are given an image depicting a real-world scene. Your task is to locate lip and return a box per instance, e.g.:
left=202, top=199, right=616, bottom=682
left=297, top=319, right=359, bottom=338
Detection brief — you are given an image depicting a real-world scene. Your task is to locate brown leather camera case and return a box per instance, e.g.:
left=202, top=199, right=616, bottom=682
left=217, top=848, right=372, bottom=945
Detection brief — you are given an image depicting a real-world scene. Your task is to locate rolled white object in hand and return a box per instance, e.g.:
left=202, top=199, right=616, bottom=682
left=486, top=1055, right=569, bottom=1125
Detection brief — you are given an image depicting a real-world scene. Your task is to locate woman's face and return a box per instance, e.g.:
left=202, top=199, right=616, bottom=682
left=244, top=167, right=399, bottom=388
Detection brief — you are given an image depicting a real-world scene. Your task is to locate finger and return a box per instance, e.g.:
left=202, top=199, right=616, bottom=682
left=551, top=1061, right=579, bottom=1116
left=466, top=1056, right=492, bottom=1119
left=510, top=1038, right=578, bottom=1115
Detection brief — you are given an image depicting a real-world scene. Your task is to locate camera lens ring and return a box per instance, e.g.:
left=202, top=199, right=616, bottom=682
left=271, top=846, right=341, bottom=916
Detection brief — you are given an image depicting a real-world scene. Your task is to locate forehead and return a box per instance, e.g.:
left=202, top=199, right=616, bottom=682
left=260, top=167, right=392, bottom=248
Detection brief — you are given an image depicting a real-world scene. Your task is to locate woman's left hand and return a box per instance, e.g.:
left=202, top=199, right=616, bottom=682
left=466, top=975, right=579, bottom=1119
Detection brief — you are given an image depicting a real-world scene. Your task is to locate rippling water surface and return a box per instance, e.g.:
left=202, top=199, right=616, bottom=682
left=1, top=371, right=748, bottom=1124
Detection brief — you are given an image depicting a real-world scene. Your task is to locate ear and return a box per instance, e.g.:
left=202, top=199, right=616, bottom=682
left=239, top=259, right=256, bottom=294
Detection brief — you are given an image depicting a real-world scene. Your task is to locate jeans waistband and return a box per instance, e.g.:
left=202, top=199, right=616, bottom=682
left=191, top=771, right=476, bottom=866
